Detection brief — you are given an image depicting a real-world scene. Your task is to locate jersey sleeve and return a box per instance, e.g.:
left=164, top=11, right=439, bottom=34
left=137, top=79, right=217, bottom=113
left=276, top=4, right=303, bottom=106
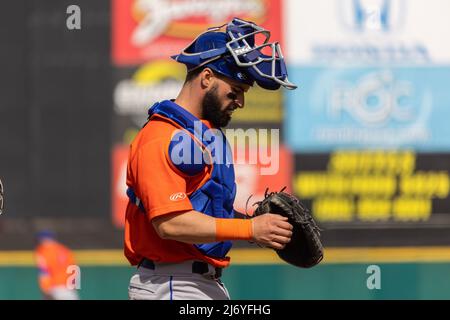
left=35, top=249, right=52, bottom=293
left=133, top=136, right=193, bottom=220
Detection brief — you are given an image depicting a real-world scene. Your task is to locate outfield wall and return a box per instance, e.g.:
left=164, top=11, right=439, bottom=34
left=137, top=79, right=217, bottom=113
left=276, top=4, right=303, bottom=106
left=2, top=248, right=450, bottom=300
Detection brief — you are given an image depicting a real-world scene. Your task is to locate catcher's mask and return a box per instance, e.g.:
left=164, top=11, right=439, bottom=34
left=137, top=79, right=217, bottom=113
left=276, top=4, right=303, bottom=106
left=171, top=17, right=297, bottom=90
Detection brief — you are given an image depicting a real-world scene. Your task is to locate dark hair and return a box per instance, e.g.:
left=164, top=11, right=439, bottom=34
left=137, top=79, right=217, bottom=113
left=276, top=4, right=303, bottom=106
left=184, top=66, right=207, bottom=83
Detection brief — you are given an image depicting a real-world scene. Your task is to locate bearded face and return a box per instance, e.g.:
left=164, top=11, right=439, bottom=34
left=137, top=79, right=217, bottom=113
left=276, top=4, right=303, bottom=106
left=201, top=84, right=238, bottom=128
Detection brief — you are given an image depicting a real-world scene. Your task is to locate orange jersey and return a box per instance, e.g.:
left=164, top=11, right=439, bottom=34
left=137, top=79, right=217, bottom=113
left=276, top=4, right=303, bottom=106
left=124, top=114, right=231, bottom=268
left=35, top=241, right=76, bottom=293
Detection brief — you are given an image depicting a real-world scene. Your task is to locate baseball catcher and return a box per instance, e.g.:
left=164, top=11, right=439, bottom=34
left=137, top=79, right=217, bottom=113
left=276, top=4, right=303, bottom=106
left=253, top=188, right=324, bottom=268
left=125, top=17, right=298, bottom=300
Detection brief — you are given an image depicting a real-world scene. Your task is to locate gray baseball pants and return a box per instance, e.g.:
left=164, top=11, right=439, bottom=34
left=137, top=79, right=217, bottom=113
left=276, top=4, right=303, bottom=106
left=128, top=260, right=230, bottom=300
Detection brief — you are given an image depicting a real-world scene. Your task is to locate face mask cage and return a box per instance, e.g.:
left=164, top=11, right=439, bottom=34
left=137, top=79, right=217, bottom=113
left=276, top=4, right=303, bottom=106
left=225, top=18, right=297, bottom=90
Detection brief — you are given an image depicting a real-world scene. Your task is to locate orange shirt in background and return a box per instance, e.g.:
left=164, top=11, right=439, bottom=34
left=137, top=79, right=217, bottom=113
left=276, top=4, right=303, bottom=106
left=35, top=240, right=76, bottom=294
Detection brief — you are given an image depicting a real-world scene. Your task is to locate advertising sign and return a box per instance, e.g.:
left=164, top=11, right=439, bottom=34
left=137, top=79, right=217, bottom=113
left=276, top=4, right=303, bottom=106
left=294, top=151, right=450, bottom=224
left=113, top=0, right=281, bottom=65
left=286, top=67, right=450, bottom=151
left=286, top=0, right=450, bottom=65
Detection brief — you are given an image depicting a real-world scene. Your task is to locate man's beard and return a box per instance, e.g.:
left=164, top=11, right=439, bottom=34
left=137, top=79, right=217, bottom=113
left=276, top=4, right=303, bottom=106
left=201, top=85, right=234, bottom=128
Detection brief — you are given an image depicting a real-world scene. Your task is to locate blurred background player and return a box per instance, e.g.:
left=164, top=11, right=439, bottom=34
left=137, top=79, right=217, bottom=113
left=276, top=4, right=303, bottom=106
left=34, top=231, right=79, bottom=300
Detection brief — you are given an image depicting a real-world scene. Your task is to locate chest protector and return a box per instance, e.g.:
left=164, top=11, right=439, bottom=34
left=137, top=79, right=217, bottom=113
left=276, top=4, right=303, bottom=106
left=127, top=100, right=236, bottom=259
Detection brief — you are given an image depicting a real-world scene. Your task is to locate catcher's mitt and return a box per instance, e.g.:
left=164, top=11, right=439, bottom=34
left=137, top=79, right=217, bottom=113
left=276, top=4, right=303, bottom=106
left=253, top=188, right=324, bottom=268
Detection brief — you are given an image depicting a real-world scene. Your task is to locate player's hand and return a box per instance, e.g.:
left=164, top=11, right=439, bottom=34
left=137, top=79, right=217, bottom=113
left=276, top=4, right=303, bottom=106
left=251, top=214, right=293, bottom=250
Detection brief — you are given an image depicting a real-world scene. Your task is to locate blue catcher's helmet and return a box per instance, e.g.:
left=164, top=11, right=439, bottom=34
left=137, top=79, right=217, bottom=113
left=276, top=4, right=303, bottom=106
left=171, top=18, right=297, bottom=90
left=36, top=230, right=56, bottom=241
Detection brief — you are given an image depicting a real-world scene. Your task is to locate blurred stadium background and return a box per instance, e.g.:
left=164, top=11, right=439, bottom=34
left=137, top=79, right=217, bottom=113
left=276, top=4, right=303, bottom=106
left=1, top=0, right=450, bottom=299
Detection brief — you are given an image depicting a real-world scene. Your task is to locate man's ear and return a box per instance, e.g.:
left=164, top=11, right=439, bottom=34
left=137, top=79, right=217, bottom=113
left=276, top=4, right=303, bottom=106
left=200, top=68, right=215, bottom=89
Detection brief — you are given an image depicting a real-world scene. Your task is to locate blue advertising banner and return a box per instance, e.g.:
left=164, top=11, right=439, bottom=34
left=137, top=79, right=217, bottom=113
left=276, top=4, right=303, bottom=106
left=285, top=66, right=450, bottom=152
